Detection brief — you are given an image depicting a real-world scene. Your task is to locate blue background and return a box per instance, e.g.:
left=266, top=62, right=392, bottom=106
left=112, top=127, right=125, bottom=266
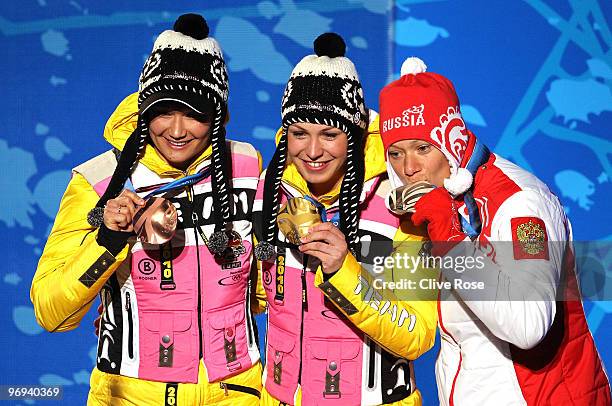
left=1, top=0, right=610, bottom=404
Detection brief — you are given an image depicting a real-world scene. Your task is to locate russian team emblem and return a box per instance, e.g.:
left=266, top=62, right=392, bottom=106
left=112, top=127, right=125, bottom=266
left=511, top=217, right=549, bottom=260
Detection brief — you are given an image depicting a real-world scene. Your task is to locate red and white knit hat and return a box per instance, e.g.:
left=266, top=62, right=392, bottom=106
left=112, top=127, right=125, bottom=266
left=379, top=57, right=474, bottom=196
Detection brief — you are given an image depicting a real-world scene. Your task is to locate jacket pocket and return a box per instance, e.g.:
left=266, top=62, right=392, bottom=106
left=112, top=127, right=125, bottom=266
left=302, top=338, right=362, bottom=403
left=203, top=301, right=252, bottom=382
left=264, top=323, right=299, bottom=403
left=141, top=311, right=193, bottom=369
left=219, top=382, right=261, bottom=398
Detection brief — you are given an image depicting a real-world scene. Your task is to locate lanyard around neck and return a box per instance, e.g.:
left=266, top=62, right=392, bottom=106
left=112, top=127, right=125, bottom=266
left=134, top=165, right=211, bottom=198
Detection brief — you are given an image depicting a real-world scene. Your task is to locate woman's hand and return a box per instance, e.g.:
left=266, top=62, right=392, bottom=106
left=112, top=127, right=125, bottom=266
left=299, top=222, right=348, bottom=274
left=103, top=189, right=145, bottom=232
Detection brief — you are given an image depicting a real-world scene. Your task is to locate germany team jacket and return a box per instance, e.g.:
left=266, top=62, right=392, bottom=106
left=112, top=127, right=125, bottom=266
left=31, top=93, right=264, bottom=385
left=253, top=113, right=438, bottom=406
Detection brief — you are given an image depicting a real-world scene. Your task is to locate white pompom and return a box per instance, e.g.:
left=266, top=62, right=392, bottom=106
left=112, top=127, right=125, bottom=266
left=400, top=57, right=427, bottom=76
left=444, top=167, right=473, bottom=196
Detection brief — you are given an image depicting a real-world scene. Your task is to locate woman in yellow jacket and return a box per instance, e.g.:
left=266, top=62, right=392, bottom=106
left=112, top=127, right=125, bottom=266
left=253, top=33, right=438, bottom=406
left=31, top=14, right=264, bottom=405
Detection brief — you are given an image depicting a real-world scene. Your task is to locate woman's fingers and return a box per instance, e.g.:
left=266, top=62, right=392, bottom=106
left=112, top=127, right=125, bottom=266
left=302, top=223, right=346, bottom=246
left=115, top=190, right=145, bottom=217
left=103, top=189, right=143, bottom=231
left=299, top=241, right=341, bottom=254
left=299, top=248, right=330, bottom=263
left=301, top=231, right=337, bottom=244
left=298, top=222, right=348, bottom=274
left=119, top=189, right=145, bottom=206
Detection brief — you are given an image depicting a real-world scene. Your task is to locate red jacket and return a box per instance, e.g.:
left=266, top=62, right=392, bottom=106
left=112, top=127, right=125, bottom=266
left=434, top=151, right=610, bottom=405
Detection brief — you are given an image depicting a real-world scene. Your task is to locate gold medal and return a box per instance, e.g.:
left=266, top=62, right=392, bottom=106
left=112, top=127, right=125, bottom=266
left=277, top=197, right=321, bottom=245
left=133, top=197, right=178, bottom=245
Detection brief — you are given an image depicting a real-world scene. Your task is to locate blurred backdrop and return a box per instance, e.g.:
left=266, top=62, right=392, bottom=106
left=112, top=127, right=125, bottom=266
left=1, top=1, right=611, bottom=404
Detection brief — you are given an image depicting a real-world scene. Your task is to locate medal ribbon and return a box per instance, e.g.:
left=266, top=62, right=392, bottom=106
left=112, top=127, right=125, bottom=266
left=302, top=195, right=340, bottom=226
left=134, top=166, right=211, bottom=198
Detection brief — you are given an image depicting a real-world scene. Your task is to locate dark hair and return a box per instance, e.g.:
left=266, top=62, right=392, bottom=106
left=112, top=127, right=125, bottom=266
left=256, top=120, right=366, bottom=260
left=87, top=13, right=234, bottom=256
left=87, top=118, right=149, bottom=227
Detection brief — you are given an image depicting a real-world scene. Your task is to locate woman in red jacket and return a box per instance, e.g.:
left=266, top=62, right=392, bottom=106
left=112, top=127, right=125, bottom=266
left=379, top=56, right=610, bottom=405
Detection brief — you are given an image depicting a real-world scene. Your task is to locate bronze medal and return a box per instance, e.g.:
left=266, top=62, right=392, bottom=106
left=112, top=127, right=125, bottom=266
left=133, top=197, right=178, bottom=245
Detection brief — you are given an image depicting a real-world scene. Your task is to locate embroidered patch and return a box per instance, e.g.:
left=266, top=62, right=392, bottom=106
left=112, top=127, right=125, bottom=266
left=511, top=217, right=549, bottom=260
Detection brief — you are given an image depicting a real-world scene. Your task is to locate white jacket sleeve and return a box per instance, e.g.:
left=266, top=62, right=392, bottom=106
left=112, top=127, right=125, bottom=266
left=440, top=190, right=568, bottom=349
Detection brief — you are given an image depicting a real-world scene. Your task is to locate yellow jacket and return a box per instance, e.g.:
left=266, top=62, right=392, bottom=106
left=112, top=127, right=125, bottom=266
left=31, top=93, right=264, bottom=332
left=32, top=93, right=267, bottom=404
left=317, top=114, right=437, bottom=361
left=258, top=113, right=438, bottom=406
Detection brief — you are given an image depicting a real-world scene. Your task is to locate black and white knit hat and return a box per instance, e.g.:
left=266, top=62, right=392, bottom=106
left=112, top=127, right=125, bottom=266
left=138, top=14, right=228, bottom=115
left=88, top=14, right=232, bottom=254
left=255, top=33, right=368, bottom=261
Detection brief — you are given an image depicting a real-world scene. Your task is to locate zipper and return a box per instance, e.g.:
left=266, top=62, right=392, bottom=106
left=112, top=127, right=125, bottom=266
left=245, top=275, right=254, bottom=347
left=125, top=292, right=134, bottom=359
left=188, top=185, right=204, bottom=359
left=297, top=255, right=309, bottom=384
left=219, top=382, right=261, bottom=398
